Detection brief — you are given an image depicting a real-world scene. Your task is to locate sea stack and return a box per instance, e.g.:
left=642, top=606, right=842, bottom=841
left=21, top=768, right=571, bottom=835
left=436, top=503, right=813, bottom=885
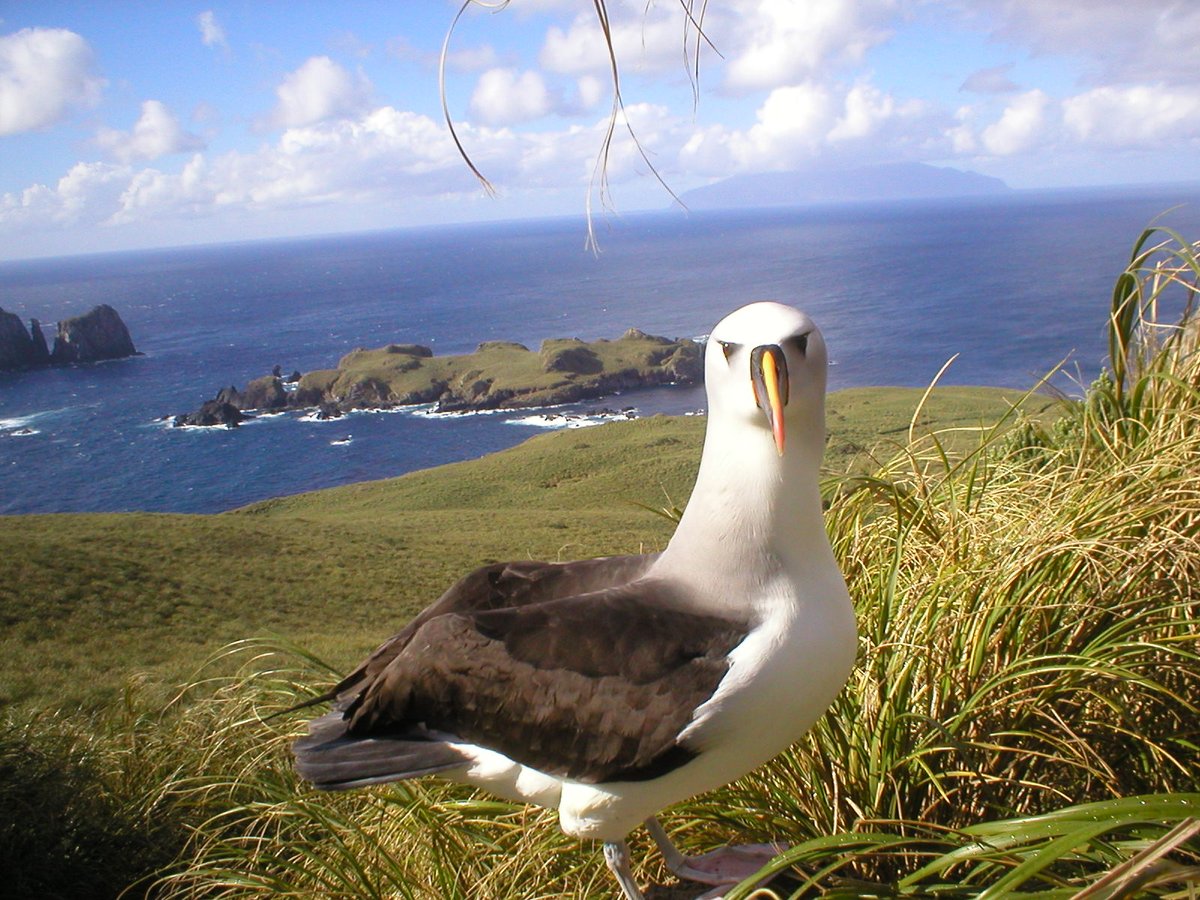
left=50, top=304, right=138, bottom=364
left=0, top=304, right=138, bottom=371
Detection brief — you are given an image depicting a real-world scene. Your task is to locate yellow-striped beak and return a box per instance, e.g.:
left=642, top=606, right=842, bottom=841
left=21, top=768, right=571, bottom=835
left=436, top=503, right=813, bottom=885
left=750, top=344, right=789, bottom=455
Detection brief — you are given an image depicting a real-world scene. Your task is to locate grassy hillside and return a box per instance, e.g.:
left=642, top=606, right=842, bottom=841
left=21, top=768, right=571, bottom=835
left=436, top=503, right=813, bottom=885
left=0, top=385, right=1043, bottom=712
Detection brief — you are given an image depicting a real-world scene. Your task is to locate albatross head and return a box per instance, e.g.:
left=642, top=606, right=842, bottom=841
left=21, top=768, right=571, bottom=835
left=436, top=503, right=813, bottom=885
left=705, top=301, right=827, bottom=459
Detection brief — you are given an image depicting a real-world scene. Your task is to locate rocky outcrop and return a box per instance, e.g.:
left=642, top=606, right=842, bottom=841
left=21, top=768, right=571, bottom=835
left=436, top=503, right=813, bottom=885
left=0, top=309, right=47, bottom=370
left=50, top=305, right=138, bottom=364
left=30, top=319, right=50, bottom=363
left=171, top=326, right=703, bottom=426
left=0, top=304, right=137, bottom=371
left=173, top=398, right=248, bottom=428
left=241, top=376, right=288, bottom=410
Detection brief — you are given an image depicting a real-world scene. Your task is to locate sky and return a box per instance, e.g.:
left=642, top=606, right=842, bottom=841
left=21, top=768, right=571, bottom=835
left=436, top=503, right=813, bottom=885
left=1, top=0, right=1198, bottom=260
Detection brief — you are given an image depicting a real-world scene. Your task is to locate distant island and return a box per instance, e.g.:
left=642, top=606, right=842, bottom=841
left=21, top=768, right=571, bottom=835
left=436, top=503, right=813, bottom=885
left=174, top=328, right=703, bottom=427
left=679, top=162, right=1009, bottom=211
left=0, top=304, right=138, bottom=371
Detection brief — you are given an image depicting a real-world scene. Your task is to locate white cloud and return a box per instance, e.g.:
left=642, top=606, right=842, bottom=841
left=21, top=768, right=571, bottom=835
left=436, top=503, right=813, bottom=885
left=829, top=83, right=899, bottom=141
left=576, top=75, right=605, bottom=112
left=469, top=68, right=553, bottom=125
left=963, top=0, right=1200, bottom=85
left=0, top=161, right=130, bottom=227
left=0, top=27, right=104, bottom=135
left=679, top=78, right=935, bottom=175
left=980, top=89, right=1050, bottom=156
left=196, top=11, right=228, bottom=50
left=1062, top=84, right=1200, bottom=147
left=271, top=56, right=371, bottom=129
left=539, top=8, right=688, bottom=77
left=722, top=0, right=897, bottom=92
left=95, top=100, right=206, bottom=163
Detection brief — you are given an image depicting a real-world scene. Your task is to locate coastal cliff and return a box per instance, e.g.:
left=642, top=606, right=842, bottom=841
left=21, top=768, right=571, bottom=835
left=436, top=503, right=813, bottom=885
left=0, top=305, right=138, bottom=371
left=175, top=327, right=702, bottom=426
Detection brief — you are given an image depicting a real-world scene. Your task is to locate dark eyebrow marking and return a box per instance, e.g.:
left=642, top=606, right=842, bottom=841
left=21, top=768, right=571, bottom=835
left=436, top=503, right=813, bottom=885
left=717, top=340, right=740, bottom=361
left=788, top=332, right=810, bottom=357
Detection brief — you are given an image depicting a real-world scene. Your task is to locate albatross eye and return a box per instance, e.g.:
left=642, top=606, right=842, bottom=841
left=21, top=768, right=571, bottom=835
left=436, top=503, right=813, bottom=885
left=717, top=340, right=740, bottom=362
left=788, top=333, right=809, bottom=357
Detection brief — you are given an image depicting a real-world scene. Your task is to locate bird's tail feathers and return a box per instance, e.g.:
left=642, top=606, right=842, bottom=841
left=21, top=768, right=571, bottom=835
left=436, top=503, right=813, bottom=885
left=293, top=710, right=468, bottom=791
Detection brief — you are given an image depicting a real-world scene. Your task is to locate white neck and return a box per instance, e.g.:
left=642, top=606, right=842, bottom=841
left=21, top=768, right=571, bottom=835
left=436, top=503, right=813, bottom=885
left=651, top=412, right=833, bottom=615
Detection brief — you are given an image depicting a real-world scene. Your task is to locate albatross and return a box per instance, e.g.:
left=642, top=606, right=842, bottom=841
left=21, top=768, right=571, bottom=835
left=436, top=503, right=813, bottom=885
left=291, top=301, right=858, bottom=899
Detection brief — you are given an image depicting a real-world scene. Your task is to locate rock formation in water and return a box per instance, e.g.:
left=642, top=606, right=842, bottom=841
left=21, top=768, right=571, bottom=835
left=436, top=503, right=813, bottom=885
left=50, top=304, right=138, bottom=364
left=171, top=327, right=703, bottom=426
left=0, top=304, right=137, bottom=371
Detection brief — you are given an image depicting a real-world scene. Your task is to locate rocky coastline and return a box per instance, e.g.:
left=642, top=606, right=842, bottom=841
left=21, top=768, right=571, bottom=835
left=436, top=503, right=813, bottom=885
left=173, top=329, right=702, bottom=428
left=0, top=304, right=138, bottom=371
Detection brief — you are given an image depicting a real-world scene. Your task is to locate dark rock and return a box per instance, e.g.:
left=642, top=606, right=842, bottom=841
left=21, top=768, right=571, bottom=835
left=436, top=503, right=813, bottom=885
left=314, top=401, right=342, bottom=420
left=29, top=319, right=50, bottom=364
left=50, top=304, right=137, bottom=364
left=337, top=376, right=393, bottom=410
left=214, top=385, right=243, bottom=407
left=272, top=365, right=282, bottom=377
left=173, top=399, right=248, bottom=428
left=1, top=304, right=136, bottom=370
left=0, top=308, right=39, bottom=370
left=241, top=376, right=287, bottom=410
left=284, top=370, right=302, bottom=384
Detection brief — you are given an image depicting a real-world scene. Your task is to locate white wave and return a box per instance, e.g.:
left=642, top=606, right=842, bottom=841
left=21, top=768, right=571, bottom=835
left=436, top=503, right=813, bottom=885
left=0, top=405, right=77, bottom=430
left=505, top=409, right=638, bottom=429
left=410, top=404, right=508, bottom=420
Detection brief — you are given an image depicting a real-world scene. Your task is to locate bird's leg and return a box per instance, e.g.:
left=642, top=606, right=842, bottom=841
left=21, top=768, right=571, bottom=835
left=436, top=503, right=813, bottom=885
left=644, top=817, right=784, bottom=888
left=603, top=840, right=646, bottom=900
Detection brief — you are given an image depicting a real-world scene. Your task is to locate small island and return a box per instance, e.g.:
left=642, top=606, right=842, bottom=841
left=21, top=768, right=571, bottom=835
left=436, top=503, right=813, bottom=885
left=0, top=304, right=138, bottom=371
left=174, top=328, right=702, bottom=427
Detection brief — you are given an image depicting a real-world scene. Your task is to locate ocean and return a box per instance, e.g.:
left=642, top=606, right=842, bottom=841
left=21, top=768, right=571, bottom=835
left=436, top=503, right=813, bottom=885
left=2, top=186, right=1198, bottom=515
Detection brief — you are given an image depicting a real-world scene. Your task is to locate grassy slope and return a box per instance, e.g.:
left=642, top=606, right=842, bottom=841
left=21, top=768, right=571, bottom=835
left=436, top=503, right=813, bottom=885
left=0, top=385, right=1047, bottom=711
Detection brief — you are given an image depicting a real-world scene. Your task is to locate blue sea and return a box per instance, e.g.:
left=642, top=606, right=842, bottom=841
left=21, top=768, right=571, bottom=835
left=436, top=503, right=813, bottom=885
left=2, top=186, right=1198, bottom=516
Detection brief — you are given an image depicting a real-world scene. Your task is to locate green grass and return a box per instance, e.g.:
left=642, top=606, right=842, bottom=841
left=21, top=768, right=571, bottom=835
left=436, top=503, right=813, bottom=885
left=0, top=385, right=1036, bottom=714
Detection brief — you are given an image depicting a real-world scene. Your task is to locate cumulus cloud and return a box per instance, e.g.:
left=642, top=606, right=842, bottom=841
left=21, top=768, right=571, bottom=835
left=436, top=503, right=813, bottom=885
left=196, top=11, right=228, bottom=50
left=539, top=7, right=687, bottom=77
left=1062, top=84, right=1200, bottom=147
left=680, top=78, right=934, bottom=175
left=980, top=89, right=1051, bottom=156
left=95, top=100, right=206, bottom=163
left=469, top=68, right=553, bottom=125
left=2, top=104, right=492, bottom=234
left=0, top=27, right=105, bottom=135
left=0, top=161, right=130, bottom=228
left=270, top=56, right=371, bottom=129
left=722, top=0, right=897, bottom=92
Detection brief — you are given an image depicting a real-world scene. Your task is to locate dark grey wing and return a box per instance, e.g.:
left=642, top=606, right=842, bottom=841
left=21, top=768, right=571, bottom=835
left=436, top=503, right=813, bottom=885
left=339, top=581, right=750, bottom=784
left=310, top=554, right=659, bottom=709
